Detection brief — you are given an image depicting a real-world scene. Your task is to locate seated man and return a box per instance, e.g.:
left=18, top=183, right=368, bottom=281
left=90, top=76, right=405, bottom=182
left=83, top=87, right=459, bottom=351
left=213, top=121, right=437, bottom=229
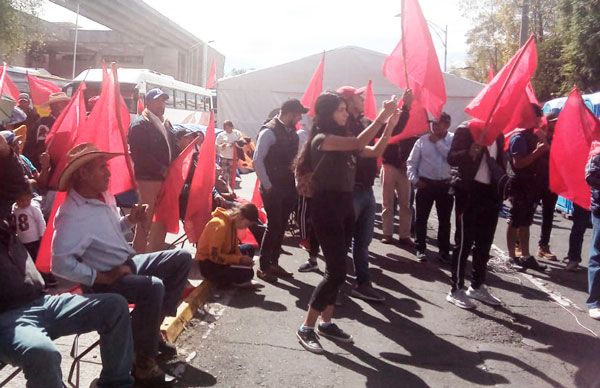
left=0, top=219, right=134, bottom=388
left=51, top=143, right=192, bottom=386
left=196, top=204, right=260, bottom=288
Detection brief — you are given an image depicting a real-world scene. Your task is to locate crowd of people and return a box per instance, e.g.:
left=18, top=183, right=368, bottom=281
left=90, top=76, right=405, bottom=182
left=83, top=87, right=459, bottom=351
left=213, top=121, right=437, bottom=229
left=0, top=79, right=598, bottom=386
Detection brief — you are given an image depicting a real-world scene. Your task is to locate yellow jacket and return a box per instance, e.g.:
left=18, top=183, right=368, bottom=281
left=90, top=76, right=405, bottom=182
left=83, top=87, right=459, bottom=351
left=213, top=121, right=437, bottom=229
left=196, top=208, right=241, bottom=265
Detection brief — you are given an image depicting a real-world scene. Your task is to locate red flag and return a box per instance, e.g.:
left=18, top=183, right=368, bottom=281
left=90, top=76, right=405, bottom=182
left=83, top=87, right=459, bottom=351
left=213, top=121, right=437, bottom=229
left=76, top=63, right=136, bottom=195
left=301, top=53, right=324, bottom=117
left=389, top=98, right=429, bottom=144
left=206, top=60, right=216, bottom=89
left=0, top=63, right=19, bottom=100
left=153, top=136, right=201, bottom=233
left=550, top=87, right=600, bottom=210
left=35, top=191, right=67, bottom=272
left=27, top=74, right=61, bottom=106
left=250, top=178, right=267, bottom=223
left=45, top=83, right=87, bottom=188
left=382, top=0, right=446, bottom=120
left=465, top=36, right=538, bottom=146
left=363, top=80, right=377, bottom=121
left=184, top=112, right=217, bottom=242
left=136, top=97, right=144, bottom=114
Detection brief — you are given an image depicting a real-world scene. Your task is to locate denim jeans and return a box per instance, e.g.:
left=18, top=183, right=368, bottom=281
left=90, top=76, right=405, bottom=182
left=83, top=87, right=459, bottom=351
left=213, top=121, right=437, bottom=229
left=568, top=204, right=591, bottom=262
left=0, top=293, right=134, bottom=388
left=92, top=249, right=192, bottom=358
left=352, top=187, right=376, bottom=285
left=587, top=214, right=600, bottom=309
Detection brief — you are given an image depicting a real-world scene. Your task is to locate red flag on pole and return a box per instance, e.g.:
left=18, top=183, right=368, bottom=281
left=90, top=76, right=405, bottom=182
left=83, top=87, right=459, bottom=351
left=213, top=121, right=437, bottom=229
left=0, top=63, right=19, bottom=100
left=26, top=74, right=61, bottom=106
left=363, top=80, right=377, bottom=121
left=76, top=63, right=136, bottom=195
left=153, top=136, right=201, bottom=233
left=35, top=191, right=67, bottom=272
left=382, top=0, right=446, bottom=120
left=465, top=35, right=538, bottom=146
left=45, top=83, right=87, bottom=188
left=206, top=60, right=216, bottom=89
left=300, top=53, right=324, bottom=117
left=184, top=112, right=217, bottom=242
left=549, top=87, right=600, bottom=210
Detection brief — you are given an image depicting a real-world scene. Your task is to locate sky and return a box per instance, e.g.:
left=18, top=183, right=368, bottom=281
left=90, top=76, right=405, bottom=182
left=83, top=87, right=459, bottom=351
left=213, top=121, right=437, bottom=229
left=39, top=0, right=472, bottom=75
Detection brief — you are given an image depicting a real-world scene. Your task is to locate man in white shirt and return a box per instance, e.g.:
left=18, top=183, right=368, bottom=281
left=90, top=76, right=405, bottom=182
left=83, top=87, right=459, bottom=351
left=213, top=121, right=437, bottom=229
left=216, top=120, right=243, bottom=188
left=51, top=143, right=192, bottom=386
left=407, top=113, right=454, bottom=263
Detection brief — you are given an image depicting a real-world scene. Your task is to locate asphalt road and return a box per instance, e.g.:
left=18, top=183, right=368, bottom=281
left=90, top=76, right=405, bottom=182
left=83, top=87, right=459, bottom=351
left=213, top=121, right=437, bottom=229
left=177, top=174, right=600, bottom=388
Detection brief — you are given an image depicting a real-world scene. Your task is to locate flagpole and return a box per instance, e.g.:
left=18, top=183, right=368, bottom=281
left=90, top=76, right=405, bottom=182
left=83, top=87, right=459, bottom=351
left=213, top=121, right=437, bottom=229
left=111, top=62, right=137, bottom=190
left=400, top=0, right=410, bottom=89
left=478, top=35, right=534, bottom=144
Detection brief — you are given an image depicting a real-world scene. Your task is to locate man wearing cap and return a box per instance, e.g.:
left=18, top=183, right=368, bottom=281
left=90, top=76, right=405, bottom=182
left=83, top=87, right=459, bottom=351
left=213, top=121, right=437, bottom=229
left=28, top=92, right=70, bottom=169
left=253, top=98, right=306, bottom=283
left=51, top=143, right=192, bottom=385
left=407, top=113, right=454, bottom=263
left=338, top=85, right=412, bottom=303
left=128, top=88, right=180, bottom=253
left=16, top=93, right=40, bottom=162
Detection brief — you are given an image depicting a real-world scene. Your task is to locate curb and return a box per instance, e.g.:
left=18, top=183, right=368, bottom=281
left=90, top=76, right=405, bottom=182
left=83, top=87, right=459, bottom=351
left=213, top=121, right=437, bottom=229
left=161, top=279, right=213, bottom=342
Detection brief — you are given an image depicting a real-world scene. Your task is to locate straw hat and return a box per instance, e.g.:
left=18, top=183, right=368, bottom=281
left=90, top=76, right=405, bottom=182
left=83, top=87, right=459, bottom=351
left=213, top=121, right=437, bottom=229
left=58, top=143, right=122, bottom=191
left=43, top=92, right=71, bottom=107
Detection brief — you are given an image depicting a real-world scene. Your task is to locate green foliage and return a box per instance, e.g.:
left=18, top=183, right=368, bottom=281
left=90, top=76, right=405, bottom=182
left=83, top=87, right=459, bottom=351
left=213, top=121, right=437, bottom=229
left=0, top=0, right=43, bottom=60
left=458, top=0, right=600, bottom=101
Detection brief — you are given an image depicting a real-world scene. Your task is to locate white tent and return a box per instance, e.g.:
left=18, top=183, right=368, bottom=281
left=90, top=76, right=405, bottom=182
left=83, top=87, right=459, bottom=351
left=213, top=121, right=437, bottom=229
left=217, top=46, right=484, bottom=138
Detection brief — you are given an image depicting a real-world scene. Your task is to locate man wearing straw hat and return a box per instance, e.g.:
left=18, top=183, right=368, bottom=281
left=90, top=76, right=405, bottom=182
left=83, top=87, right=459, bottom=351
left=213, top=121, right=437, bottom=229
left=51, top=143, right=192, bottom=385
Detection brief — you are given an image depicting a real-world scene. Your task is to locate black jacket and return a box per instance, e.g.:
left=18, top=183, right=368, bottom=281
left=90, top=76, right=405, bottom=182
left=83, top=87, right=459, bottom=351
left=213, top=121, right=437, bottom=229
left=447, top=123, right=505, bottom=196
left=128, top=113, right=179, bottom=181
left=586, top=154, right=600, bottom=218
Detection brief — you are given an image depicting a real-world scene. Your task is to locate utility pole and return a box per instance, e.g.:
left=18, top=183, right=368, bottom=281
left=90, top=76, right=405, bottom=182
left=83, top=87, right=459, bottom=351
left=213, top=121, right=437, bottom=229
left=520, top=0, right=530, bottom=46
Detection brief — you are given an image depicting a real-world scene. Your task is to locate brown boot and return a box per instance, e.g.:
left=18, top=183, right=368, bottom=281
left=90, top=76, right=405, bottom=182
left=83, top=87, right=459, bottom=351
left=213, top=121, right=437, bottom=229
left=537, top=245, right=558, bottom=261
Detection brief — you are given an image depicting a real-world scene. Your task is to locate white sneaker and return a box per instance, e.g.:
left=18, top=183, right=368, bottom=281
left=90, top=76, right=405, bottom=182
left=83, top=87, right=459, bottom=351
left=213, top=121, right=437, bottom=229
left=466, top=285, right=502, bottom=306
left=589, top=308, right=600, bottom=320
left=446, top=289, right=476, bottom=309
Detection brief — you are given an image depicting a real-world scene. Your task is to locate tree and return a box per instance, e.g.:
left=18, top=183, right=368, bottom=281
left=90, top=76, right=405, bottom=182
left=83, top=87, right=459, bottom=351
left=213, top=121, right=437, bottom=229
left=0, top=0, right=43, bottom=61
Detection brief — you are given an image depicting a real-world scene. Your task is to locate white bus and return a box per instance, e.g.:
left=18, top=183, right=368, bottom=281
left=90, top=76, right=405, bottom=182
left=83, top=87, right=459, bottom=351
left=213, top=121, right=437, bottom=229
left=64, top=68, right=214, bottom=125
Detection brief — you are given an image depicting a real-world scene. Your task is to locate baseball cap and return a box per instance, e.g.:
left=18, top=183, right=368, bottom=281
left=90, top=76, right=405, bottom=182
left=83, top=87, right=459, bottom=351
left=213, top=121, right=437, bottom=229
left=336, top=86, right=366, bottom=99
left=0, top=130, right=21, bottom=145
left=281, top=99, right=309, bottom=114
left=18, top=93, right=30, bottom=102
left=145, top=88, right=170, bottom=103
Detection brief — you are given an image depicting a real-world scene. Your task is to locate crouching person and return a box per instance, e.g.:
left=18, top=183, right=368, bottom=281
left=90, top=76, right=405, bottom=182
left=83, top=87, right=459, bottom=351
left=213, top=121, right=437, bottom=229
left=0, top=219, right=134, bottom=388
left=51, top=143, right=192, bottom=386
left=196, top=204, right=262, bottom=289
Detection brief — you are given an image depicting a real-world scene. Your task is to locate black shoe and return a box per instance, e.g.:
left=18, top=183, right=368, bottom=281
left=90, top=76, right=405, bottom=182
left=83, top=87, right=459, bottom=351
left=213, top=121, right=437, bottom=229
left=296, top=329, right=324, bottom=354
left=521, top=255, right=547, bottom=272
left=158, top=338, right=177, bottom=357
left=416, top=250, right=427, bottom=262
left=317, top=323, right=354, bottom=343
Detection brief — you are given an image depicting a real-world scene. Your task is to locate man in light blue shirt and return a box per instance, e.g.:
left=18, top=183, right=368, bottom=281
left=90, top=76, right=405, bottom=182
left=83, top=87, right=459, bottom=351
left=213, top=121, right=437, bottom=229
left=51, top=143, right=192, bottom=386
left=407, top=112, right=454, bottom=263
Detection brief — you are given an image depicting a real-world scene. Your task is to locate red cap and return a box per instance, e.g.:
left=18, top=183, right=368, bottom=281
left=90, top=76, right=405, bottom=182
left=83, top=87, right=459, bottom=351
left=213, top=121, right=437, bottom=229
left=336, top=86, right=366, bottom=98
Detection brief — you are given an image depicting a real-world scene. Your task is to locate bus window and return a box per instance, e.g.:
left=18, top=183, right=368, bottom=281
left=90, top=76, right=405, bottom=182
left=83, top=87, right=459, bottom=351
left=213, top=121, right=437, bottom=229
left=174, top=90, right=185, bottom=109
left=163, top=88, right=174, bottom=108
left=186, top=92, right=196, bottom=110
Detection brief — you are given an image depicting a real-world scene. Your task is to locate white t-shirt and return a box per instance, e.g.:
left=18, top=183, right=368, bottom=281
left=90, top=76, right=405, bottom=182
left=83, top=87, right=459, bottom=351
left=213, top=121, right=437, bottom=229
left=216, top=129, right=242, bottom=159
left=474, top=142, right=498, bottom=185
left=11, top=203, right=46, bottom=244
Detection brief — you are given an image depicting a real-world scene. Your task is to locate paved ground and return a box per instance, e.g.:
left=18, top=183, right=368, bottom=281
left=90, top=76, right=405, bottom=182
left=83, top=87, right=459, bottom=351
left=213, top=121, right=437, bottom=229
left=177, top=174, right=600, bottom=388
left=3, top=172, right=599, bottom=387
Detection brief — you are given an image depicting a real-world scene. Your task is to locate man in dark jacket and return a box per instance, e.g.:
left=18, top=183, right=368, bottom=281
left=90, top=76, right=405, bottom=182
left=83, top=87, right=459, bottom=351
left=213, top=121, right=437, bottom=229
left=446, top=121, right=504, bottom=309
left=16, top=93, right=41, bottom=163
left=253, top=99, right=306, bottom=283
left=128, top=88, right=180, bottom=253
left=585, top=148, right=600, bottom=320
left=0, top=219, right=134, bottom=387
left=339, top=86, right=412, bottom=303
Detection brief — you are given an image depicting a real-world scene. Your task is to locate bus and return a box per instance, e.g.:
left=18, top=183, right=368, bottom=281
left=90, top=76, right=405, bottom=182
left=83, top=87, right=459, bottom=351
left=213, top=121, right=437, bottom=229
left=64, top=68, right=214, bottom=125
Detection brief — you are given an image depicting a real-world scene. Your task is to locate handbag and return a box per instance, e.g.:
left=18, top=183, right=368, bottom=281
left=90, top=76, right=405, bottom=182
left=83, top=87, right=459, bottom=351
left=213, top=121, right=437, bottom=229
left=296, top=153, right=328, bottom=198
left=485, top=148, right=511, bottom=200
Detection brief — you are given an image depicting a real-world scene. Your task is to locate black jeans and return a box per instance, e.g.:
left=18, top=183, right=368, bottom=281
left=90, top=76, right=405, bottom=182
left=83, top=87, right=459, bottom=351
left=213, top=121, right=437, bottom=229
left=309, top=191, right=354, bottom=312
left=198, top=245, right=255, bottom=285
left=451, top=182, right=500, bottom=291
left=538, top=188, right=558, bottom=247
left=568, top=204, right=591, bottom=262
left=259, top=187, right=297, bottom=270
left=415, top=180, right=453, bottom=254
